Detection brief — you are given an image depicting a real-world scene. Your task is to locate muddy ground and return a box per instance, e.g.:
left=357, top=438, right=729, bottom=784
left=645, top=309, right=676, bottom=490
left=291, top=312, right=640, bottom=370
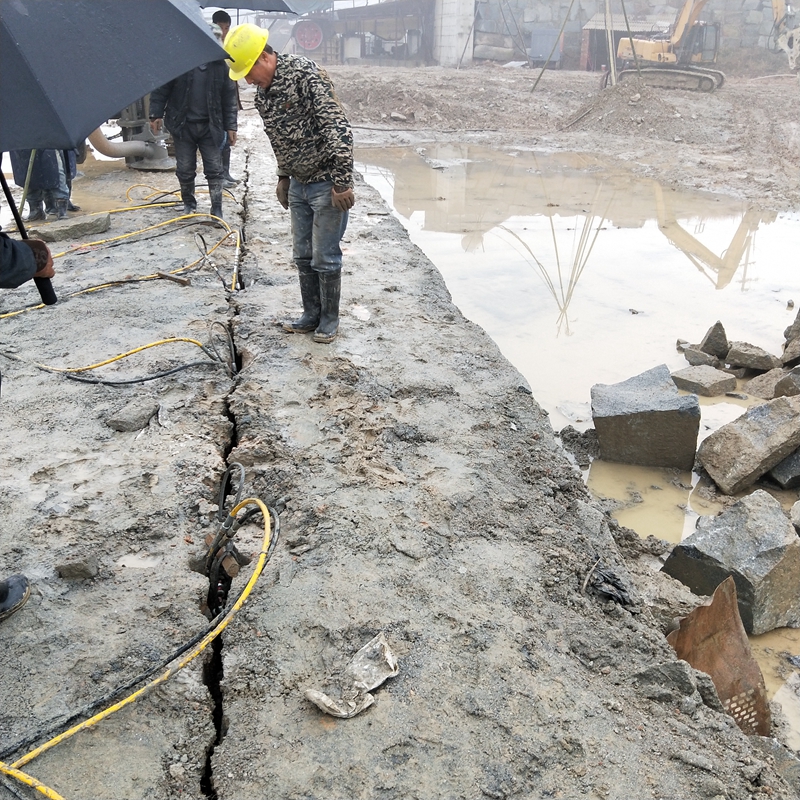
left=2, top=62, right=800, bottom=800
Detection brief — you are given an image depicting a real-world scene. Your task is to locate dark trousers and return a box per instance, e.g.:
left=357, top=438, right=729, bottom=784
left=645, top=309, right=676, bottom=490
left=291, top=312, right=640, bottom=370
left=173, top=121, right=223, bottom=185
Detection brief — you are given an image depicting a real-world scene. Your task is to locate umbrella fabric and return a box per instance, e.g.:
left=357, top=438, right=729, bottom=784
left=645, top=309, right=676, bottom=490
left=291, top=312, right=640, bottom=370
left=0, top=0, right=228, bottom=152
left=197, top=1, right=331, bottom=13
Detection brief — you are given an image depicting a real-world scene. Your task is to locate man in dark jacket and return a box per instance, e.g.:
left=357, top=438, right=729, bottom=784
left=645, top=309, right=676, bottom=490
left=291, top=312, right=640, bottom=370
left=149, top=55, right=238, bottom=220
left=0, top=231, right=55, bottom=623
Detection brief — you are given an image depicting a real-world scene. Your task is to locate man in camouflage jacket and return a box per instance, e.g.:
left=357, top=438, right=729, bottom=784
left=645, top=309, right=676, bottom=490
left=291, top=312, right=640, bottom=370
left=225, top=24, right=354, bottom=344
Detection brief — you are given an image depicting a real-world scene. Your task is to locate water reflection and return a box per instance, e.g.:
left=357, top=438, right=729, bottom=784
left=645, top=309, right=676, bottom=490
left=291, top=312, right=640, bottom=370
left=356, top=144, right=798, bottom=433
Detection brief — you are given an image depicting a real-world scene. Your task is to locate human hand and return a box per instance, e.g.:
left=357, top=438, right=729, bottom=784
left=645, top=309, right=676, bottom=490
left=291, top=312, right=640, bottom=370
left=331, top=186, right=354, bottom=212
left=276, top=177, right=290, bottom=209
left=23, top=239, right=55, bottom=279
left=227, top=130, right=237, bottom=147
left=149, top=118, right=163, bottom=135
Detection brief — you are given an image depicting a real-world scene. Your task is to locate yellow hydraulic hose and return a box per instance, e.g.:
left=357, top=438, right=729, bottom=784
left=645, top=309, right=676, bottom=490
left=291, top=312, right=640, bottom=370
left=0, top=763, right=65, bottom=800
left=12, top=498, right=271, bottom=776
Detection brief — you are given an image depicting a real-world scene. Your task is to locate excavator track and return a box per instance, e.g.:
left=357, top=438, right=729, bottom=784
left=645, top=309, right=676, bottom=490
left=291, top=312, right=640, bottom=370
left=614, top=66, right=725, bottom=92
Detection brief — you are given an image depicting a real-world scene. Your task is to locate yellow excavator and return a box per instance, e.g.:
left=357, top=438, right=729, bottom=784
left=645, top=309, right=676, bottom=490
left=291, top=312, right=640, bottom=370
left=612, top=0, right=725, bottom=91
left=611, top=0, right=800, bottom=92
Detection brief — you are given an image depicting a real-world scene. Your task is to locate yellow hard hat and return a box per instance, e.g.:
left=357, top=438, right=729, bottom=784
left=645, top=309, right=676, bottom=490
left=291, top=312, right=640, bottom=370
left=224, top=23, right=269, bottom=81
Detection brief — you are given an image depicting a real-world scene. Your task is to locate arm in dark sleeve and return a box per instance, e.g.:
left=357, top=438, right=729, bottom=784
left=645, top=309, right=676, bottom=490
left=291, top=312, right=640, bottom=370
left=0, top=233, right=37, bottom=289
left=148, top=79, right=174, bottom=119
left=221, top=73, right=238, bottom=132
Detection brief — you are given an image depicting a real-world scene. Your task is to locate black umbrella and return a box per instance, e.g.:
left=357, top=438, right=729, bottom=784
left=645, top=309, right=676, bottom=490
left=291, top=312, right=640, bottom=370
left=197, top=1, right=329, bottom=14
left=0, top=0, right=228, bottom=152
left=0, top=0, right=228, bottom=304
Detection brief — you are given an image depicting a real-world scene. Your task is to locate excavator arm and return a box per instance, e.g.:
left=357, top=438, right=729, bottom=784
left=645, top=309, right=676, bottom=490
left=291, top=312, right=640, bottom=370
left=772, top=0, right=800, bottom=70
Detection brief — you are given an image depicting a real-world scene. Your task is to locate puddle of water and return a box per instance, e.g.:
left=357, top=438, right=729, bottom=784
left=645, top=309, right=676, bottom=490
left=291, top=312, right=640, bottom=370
left=357, top=143, right=800, bottom=738
left=116, top=553, right=161, bottom=569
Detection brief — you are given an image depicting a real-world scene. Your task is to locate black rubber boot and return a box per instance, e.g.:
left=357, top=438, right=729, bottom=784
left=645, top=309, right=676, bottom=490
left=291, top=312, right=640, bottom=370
left=313, top=270, right=341, bottom=344
left=26, top=201, right=46, bottom=221
left=179, top=182, right=197, bottom=215
left=56, top=199, right=68, bottom=219
left=67, top=199, right=81, bottom=212
left=209, top=180, right=224, bottom=220
left=222, top=148, right=238, bottom=187
left=0, top=575, right=30, bottom=623
left=283, top=263, right=321, bottom=333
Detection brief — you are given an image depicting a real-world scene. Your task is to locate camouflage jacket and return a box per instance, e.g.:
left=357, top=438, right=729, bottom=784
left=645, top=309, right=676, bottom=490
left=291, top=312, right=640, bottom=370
left=254, top=54, right=353, bottom=188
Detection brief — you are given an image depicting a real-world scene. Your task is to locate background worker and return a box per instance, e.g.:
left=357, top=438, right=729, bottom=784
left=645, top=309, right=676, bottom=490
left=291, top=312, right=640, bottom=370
left=211, top=9, right=241, bottom=188
left=223, top=23, right=355, bottom=344
left=0, top=230, right=55, bottom=623
left=10, top=149, right=80, bottom=220
left=148, top=41, right=238, bottom=220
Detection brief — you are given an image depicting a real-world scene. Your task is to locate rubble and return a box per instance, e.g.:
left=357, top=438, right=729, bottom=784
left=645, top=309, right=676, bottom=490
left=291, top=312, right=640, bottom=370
left=590, top=364, right=700, bottom=470
left=698, top=321, right=730, bottom=360
left=769, top=448, right=800, bottom=489
left=662, top=491, right=800, bottom=634
left=696, top=395, right=800, bottom=494
left=775, top=367, right=800, bottom=397
left=744, top=367, right=786, bottom=400
left=671, top=365, right=737, bottom=397
left=725, top=341, right=782, bottom=371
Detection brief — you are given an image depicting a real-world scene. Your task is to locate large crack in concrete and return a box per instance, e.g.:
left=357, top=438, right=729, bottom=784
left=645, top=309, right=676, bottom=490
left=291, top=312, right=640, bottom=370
left=198, top=146, right=253, bottom=800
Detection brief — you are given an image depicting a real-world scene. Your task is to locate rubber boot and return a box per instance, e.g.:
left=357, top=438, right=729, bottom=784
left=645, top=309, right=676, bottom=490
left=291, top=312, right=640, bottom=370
left=67, top=199, right=81, bottom=212
left=313, top=270, right=341, bottom=344
left=26, top=201, right=46, bottom=221
left=209, top=180, right=224, bottom=220
left=179, top=182, right=197, bottom=215
left=222, top=148, right=238, bottom=188
left=55, top=199, right=68, bottom=219
left=282, top=263, right=321, bottom=333
left=0, top=575, right=30, bottom=623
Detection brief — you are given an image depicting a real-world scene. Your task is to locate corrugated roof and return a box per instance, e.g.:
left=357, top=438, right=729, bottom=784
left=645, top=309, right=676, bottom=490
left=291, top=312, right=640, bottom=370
left=582, top=11, right=674, bottom=32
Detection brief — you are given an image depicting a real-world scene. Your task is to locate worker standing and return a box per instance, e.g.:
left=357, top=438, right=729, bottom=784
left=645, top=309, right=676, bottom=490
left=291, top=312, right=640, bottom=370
left=148, top=37, right=238, bottom=220
left=223, top=23, right=355, bottom=344
left=211, top=10, right=241, bottom=188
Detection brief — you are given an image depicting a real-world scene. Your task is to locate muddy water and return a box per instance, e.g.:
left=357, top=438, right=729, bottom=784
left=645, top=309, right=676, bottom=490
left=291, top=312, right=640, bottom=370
left=356, top=143, right=800, bottom=736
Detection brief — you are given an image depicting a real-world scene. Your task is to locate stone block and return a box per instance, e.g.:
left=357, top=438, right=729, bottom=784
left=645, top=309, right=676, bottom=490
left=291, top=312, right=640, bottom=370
left=105, top=400, right=159, bottom=432
left=699, top=321, right=729, bottom=359
left=775, top=367, right=800, bottom=397
left=590, top=364, right=700, bottom=470
left=697, top=396, right=800, bottom=494
left=744, top=368, right=786, bottom=400
left=726, top=341, right=781, bottom=371
left=683, top=346, right=721, bottom=368
left=769, top=448, right=800, bottom=489
left=662, top=490, right=800, bottom=634
left=782, top=337, right=800, bottom=366
left=671, top=365, right=737, bottom=397
left=27, top=213, right=111, bottom=243
left=784, top=308, right=800, bottom=343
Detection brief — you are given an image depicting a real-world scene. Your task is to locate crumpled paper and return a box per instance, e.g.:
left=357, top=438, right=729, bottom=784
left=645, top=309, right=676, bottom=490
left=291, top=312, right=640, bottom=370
left=304, top=632, right=399, bottom=718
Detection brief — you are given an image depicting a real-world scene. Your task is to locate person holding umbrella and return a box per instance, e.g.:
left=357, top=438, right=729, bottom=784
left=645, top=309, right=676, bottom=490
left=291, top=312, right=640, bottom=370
left=148, top=38, right=238, bottom=220
left=223, top=23, right=355, bottom=344
left=0, top=230, right=55, bottom=623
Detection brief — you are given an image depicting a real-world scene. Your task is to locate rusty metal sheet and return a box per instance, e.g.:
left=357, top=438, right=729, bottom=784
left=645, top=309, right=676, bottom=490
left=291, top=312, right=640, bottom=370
left=667, top=576, right=771, bottom=735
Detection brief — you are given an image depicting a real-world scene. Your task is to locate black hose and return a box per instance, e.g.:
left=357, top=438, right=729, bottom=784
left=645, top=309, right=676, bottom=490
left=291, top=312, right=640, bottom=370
left=63, top=361, right=217, bottom=385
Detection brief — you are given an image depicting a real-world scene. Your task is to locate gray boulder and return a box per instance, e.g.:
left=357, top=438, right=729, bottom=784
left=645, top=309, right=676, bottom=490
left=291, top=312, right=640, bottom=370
left=662, top=490, right=800, bottom=634
left=725, top=341, right=781, bottom=371
left=775, top=367, right=800, bottom=398
left=671, top=365, right=736, bottom=397
left=105, top=400, right=159, bottom=432
left=696, top=396, right=800, bottom=494
left=591, top=364, right=700, bottom=470
left=769, top=448, right=800, bottom=489
left=683, top=347, right=721, bottom=368
left=744, top=368, right=786, bottom=400
left=28, top=212, right=111, bottom=242
left=782, top=336, right=800, bottom=367
left=699, top=321, right=729, bottom=359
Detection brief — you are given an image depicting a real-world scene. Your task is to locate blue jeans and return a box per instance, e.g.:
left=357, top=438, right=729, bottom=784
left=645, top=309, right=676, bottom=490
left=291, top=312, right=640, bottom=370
left=173, top=121, right=223, bottom=185
left=289, top=179, right=348, bottom=274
